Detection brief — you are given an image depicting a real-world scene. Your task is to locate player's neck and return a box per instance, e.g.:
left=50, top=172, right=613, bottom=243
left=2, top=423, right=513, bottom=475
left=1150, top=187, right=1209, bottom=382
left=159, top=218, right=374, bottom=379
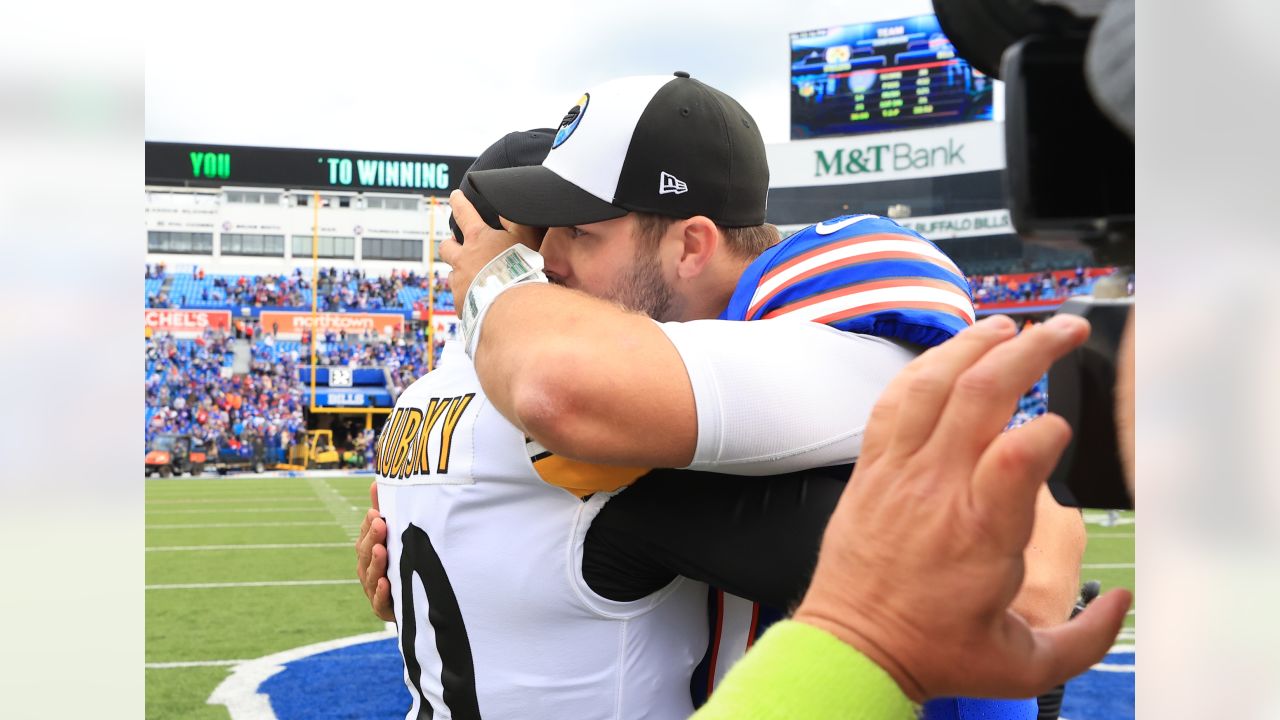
left=674, top=251, right=756, bottom=321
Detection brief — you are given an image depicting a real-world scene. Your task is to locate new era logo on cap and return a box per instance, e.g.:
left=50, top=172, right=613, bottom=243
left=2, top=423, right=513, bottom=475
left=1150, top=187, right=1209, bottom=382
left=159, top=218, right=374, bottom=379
left=466, top=72, right=769, bottom=229
left=659, top=171, right=688, bottom=195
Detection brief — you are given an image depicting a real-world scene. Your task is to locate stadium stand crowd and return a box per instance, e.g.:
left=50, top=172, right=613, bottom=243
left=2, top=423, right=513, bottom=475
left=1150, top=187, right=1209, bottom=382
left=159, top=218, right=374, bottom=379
left=144, top=319, right=443, bottom=470
left=144, top=264, right=454, bottom=312
left=145, top=328, right=308, bottom=466
left=969, top=265, right=1111, bottom=304
left=145, top=263, right=1131, bottom=471
left=147, top=263, right=1124, bottom=315
left=255, top=325, right=439, bottom=397
left=1008, top=373, right=1050, bottom=429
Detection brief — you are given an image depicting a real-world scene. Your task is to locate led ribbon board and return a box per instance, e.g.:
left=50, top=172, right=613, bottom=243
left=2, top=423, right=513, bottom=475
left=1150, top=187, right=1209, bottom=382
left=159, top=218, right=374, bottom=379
left=145, top=142, right=475, bottom=194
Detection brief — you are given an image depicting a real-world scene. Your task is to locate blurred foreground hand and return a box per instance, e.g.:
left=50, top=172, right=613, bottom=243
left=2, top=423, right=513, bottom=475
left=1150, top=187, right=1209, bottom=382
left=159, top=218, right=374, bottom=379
left=794, top=314, right=1131, bottom=702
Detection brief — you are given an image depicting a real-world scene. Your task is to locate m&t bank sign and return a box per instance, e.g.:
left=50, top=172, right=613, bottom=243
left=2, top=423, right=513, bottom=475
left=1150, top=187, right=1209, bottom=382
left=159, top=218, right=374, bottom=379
left=767, top=121, right=1005, bottom=188
left=814, top=139, right=965, bottom=177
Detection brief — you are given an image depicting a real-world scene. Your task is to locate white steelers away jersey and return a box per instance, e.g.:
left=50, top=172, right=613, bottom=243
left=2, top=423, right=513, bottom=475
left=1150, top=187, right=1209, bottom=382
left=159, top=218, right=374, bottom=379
left=377, top=340, right=709, bottom=720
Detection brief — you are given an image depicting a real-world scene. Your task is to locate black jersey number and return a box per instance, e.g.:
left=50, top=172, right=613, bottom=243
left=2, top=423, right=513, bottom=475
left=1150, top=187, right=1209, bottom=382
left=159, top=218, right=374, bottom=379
left=399, top=523, right=481, bottom=720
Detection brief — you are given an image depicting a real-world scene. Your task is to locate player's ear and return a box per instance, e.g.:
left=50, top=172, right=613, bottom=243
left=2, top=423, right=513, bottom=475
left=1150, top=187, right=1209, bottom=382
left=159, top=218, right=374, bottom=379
left=673, top=216, right=719, bottom=281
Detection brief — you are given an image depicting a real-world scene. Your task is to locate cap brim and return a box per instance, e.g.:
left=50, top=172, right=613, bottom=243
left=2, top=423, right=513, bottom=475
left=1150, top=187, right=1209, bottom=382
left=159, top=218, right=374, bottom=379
left=468, top=166, right=627, bottom=228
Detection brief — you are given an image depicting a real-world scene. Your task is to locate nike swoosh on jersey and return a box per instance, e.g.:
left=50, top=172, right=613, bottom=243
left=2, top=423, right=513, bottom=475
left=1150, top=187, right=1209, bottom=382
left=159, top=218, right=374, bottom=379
left=814, top=215, right=875, bottom=235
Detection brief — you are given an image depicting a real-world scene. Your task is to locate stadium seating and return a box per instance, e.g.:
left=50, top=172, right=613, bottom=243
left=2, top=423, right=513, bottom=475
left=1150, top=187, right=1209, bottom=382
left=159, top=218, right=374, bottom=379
left=149, top=264, right=1128, bottom=314
left=968, top=267, right=1122, bottom=308
left=145, top=320, right=447, bottom=469
left=145, top=329, right=307, bottom=465
left=146, top=267, right=455, bottom=312
left=145, top=277, right=164, bottom=301
left=145, top=263, right=1127, bottom=469
left=1009, top=375, right=1050, bottom=428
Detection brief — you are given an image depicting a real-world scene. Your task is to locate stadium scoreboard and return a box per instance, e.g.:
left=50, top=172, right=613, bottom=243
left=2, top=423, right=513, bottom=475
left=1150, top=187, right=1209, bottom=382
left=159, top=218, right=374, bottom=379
left=790, top=14, right=994, bottom=139
left=145, top=142, right=474, bottom=195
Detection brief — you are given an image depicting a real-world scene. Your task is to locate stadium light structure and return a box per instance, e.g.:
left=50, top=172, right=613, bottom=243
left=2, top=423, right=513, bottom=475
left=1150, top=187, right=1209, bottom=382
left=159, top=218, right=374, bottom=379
left=299, top=191, right=393, bottom=459
left=309, top=191, right=320, bottom=417
left=426, top=196, right=438, bottom=373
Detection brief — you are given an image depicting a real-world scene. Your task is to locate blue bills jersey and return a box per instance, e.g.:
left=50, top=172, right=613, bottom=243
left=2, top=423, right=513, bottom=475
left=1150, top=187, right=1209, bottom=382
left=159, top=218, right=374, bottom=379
left=722, top=214, right=974, bottom=348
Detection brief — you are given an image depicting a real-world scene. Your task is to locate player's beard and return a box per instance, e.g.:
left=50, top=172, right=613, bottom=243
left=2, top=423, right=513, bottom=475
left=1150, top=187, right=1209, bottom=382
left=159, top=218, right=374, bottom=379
left=607, top=241, right=680, bottom=322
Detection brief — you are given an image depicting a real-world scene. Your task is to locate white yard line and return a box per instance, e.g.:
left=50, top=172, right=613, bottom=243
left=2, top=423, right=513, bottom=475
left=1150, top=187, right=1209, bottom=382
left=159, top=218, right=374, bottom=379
left=147, top=659, right=249, bottom=669
left=146, top=543, right=351, bottom=552
left=1092, top=644, right=1137, bottom=673
left=1082, top=563, right=1135, bottom=569
left=307, top=477, right=366, bottom=540
left=1083, top=514, right=1135, bottom=526
left=1093, top=646, right=1137, bottom=674
left=1088, top=533, right=1135, bottom=539
left=146, top=497, right=320, bottom=505
left=147, top=521, right=336, bottom=529
left=146, top=579, right=359, bottom=590
left=145, top=508, right=329, bottom=515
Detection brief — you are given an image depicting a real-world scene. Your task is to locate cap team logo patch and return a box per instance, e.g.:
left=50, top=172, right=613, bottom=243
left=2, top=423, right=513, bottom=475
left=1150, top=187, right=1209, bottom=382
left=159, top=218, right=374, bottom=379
left=658, top=171, right=688, bottom=195
left=552, top=94, right=589, bottom=149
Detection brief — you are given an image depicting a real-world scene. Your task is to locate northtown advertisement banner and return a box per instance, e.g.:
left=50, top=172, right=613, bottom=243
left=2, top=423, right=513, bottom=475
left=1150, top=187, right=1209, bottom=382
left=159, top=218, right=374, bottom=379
left=144, top=309, right=231, bottom=337
left=766, top=120, right=1005, bottom=188
left=259, top=311, right=404, bottom=339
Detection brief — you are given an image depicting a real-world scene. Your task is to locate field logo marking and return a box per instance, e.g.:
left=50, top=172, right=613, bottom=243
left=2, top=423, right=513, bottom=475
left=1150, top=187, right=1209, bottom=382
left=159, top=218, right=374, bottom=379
left=207, top=629, right=394, bottom=720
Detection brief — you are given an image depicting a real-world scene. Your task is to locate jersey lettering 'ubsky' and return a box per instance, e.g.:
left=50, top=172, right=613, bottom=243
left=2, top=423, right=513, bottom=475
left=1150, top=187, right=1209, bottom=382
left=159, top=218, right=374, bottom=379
left=721, top=214, right=975, bottom=348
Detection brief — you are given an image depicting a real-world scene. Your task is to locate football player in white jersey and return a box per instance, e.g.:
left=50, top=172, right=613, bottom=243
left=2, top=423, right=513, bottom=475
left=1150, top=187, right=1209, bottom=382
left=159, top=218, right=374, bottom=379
left=365, top=74, right=1084, bottom=720
left=447, top=73, right=1082, bottom=640
left=370, top=117, right=908, bottom=720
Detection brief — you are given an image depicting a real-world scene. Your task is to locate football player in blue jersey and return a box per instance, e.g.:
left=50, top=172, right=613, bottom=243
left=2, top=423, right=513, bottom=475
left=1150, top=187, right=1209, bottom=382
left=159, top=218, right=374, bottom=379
left=360, top=73, right=1084, bottom=719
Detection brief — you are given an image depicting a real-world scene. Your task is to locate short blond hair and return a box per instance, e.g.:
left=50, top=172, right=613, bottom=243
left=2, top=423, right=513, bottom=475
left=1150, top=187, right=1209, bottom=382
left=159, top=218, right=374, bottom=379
left=632, top=212, right=779, bottom=259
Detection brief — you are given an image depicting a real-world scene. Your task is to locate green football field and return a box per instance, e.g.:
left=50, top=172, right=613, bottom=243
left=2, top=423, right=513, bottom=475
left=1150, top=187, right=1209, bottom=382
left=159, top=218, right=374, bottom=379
left=1079, top=509, right=1138, bottom=637
left=145, top=476, right=386, bottom=720
left=145, top=476, right=1136, bottom=719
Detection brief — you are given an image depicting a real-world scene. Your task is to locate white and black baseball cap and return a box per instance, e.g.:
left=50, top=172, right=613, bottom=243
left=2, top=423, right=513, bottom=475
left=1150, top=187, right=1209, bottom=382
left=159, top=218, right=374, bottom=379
left=468, top=72, right=769, bottom=229
left=449, top=128, right=555, bottom=244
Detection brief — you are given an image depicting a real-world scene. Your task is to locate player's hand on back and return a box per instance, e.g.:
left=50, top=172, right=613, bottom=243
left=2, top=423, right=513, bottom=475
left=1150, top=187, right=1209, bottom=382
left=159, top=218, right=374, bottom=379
left=356, top=480, right=394, bottom=622
left=793, top=314, right=1131, bottom=702
left=440, top=189, right=546, bottom=301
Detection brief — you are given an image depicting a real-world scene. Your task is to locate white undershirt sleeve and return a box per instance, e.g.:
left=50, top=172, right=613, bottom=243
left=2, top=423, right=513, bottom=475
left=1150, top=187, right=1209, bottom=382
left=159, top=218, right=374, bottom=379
left=656, top=318, right=918, bottom=476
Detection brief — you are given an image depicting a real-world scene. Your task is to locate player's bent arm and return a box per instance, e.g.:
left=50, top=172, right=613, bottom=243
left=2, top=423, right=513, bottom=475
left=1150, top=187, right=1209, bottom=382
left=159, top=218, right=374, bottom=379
left=1009, top=485, right=1087, bottom=628
left=474, top=283, right=699, bottom=468
left=476, top=285, right=917, bottom=473
left=584, top=465, right=852, bottom=607
left=657, top=318, right=917, bottom=475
